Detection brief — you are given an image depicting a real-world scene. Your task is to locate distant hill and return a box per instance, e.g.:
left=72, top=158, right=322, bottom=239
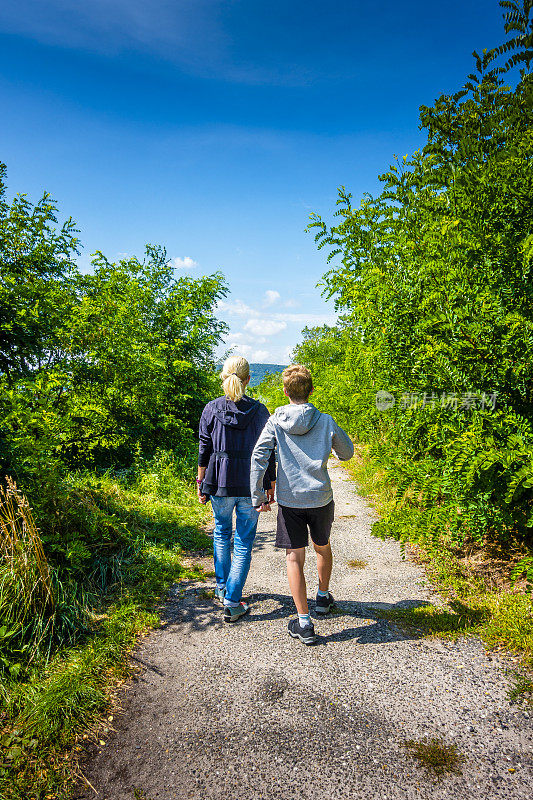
left=214, top=363, right=286, bottom=387
left=249, top=363, right=286, bottom=387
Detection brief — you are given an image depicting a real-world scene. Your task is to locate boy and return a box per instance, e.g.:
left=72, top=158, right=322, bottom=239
left=250, top=365, right=354, bottom=644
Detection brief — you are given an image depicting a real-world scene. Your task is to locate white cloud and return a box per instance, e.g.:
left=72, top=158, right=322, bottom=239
left=228, top=344, right=252, bottom=357
left=228, top=344, right=272, bottom=362
left=271, top=312, right=337, bottom=325
left=217, top=297, right=335, bottom=328
left=284, top=345, right=295, bottom=363
left=252, top=349, right=270, bottom=362
left=224, top=331, right=267, bottom=344
left=244, top=319, right=287, bottom=337
left=264, top=290, right=280, bottom=307
left=216, top=296, right=336, bottom=366
left=217, top=299, right=259, bottom=317
left=172, top=256, right=198, bottom=270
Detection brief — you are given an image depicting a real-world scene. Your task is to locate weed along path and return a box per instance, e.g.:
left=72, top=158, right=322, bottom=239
left=77, top=462, right=532, bottom=800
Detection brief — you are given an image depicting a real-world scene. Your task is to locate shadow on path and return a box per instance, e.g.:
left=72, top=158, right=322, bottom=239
left=247, top=592, right=434, bottom=645
left=155, top=582, right=436, bottom=648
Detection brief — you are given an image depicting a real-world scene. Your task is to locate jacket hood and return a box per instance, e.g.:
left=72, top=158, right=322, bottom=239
left=274, top=403, right=321, bottom=435
left=212, top=395, right=262, bottom=430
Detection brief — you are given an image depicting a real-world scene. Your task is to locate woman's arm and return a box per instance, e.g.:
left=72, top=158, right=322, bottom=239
left=198, top=408, right=213, bottom=467
left=265, top=450, right=276, bottom=503
left=197, top=407, right=212, bottom=505
left=196, top=465, right=207, bottom=505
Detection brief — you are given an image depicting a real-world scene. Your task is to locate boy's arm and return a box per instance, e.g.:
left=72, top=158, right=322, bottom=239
left=331, top=419, right=354, bottom=461
left=258, top=404, right=276, bottom=490
left=250, top=418, right=277, bottom=507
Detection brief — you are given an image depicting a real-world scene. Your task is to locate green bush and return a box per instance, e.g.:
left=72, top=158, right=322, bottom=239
left=258, top=2, right=533, bottom=577
left=0, top=162, right=224, bottom=687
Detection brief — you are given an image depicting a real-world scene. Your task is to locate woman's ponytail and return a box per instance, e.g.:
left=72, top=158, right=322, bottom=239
left=220, top=356, right=250, bottom=402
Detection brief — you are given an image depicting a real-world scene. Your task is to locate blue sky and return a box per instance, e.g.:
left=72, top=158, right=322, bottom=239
left=0, top=0, right=506, bottom=363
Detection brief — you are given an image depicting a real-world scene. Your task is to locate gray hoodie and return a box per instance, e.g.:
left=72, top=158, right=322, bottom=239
left=250, top=403, right=354, bottom=509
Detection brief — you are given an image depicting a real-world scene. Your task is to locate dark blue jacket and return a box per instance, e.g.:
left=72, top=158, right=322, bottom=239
left=198, top=395, right=276, bottom=497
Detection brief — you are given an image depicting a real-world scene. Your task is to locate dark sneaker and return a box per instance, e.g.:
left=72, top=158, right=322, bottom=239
left=214, top=586, right=226, bottom=604
left=223, top=602, right=250, bottom=623
left=315, top=591, right=335, bottom=615
left=288, top=618, right=317, bottom=645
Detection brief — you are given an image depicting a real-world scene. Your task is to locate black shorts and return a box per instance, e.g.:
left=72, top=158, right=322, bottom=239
left=275, top=501, right=335, bottom=549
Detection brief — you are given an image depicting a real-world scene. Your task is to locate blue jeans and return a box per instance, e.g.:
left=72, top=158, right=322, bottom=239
left=210, top=496, right=259, bottom=605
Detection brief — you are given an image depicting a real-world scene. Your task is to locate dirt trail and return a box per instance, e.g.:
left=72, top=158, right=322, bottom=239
left=77, top=462, right=532, bottom=800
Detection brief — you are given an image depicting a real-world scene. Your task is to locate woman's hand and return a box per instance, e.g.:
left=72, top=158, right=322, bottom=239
left=267, top=481, right=276, bottom=505
left=197, top=487, right=208, bottom=505
left=255, top=500, right=271, bottom=512
left=196, top=468, right=207, bottom=504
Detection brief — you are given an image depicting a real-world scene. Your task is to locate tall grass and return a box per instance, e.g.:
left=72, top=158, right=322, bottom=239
left=0, top=478, right=52, bottom=602
left=0, top=454, right=212, bottom=800
left=0, top=479, right=55, bottom=677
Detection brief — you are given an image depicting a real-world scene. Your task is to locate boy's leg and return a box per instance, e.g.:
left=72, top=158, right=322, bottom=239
left=276, top=505, right=310, bottom=614
left=313, top=541, right=333, bottom=591
left=309, top=501, right=335, bottom=613
left=279, top=508, right=317, bottom=644
left=286, top=547, right=308, bottom=614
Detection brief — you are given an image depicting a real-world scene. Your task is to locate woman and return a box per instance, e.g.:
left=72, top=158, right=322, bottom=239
left=197, top=356, right=276, bottom=622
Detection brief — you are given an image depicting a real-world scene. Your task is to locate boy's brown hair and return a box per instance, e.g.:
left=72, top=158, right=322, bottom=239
left=282, top=364, right=313, bottom=402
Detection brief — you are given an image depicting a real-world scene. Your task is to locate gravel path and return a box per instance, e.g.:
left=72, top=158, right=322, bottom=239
left=77, top=462, right=532, bottom=800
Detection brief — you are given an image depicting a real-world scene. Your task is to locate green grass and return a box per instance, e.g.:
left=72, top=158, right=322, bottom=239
left=403, top=737, right=466, bottom=779
left=347, top=558, right=368, bottom=569
left=343, top=450, right=533, bottom=675
left=378, top=600, right=489, bottom=639
left=0, top=468, right=212, bottom=800
left=133, top=788, right=155, bottom=800
left=507, top=672, right=533, bottom=703
left=345, top=442, right=398, bottom=517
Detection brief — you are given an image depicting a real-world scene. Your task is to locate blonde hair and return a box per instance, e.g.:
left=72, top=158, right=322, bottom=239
left=282, top=364, right=313, bottom=402
left=220, top=356, right=250, bottom=402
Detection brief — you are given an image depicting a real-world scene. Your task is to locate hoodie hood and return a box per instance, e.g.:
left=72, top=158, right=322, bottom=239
left=273, top=403, right=322, bottom=435
left=212, top=395, right=262, bottom=430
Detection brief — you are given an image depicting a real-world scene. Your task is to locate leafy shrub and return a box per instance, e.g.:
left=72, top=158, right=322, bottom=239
left=258, top=2, right=533, bottom=577
left=0, top=479, right=70, bottom=679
